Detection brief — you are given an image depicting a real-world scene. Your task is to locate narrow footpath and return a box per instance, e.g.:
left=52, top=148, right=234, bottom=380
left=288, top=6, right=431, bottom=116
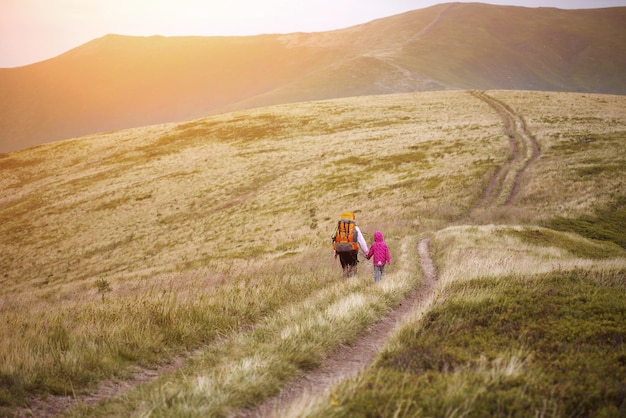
left=240, top=239, right=438, bottom=417
left=241, top=91, right=540, bottom=416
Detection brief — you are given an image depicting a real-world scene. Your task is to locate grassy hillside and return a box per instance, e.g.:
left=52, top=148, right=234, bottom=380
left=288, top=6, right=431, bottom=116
left=390, top=4, right=626, bottom=93
left=0, top=34, right=337, bottom=153
left=1, top=90, right=625, bottom=416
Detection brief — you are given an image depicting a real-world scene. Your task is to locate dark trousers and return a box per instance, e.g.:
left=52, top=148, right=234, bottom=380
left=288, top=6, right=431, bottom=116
left=338, top=250, right=359, bottom=277
left=338, top=250, right=358, bottom=268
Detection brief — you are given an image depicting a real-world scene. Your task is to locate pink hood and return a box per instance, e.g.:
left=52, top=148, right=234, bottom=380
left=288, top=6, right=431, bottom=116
left=366, top=231, right=390, bottom=266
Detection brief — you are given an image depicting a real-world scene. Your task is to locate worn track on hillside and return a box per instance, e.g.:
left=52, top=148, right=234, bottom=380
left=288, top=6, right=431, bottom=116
left=240, top=239, right=438, bottom=417
left=19, top=351, right=195, bottom=417
left=406, top=3, right=454, bottom=45
left=373, top=3, right=455, bottom=90
left=470, top=90, right=540, bottom=208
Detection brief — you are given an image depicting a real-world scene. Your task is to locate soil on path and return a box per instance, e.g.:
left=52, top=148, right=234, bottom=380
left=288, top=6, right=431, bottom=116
left=470, top=90, right=540, bottom=208
left=239, top=239, right=438, bottom=417
left=18, top=355, right=189, bottom=417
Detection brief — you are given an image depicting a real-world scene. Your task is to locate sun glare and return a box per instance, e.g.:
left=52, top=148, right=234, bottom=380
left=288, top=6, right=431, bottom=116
left=0, top=0, right=422, bottom=67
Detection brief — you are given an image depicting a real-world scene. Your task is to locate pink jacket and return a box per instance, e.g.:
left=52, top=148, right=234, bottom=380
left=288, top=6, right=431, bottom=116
left=366, top=231, right=391, bottom=266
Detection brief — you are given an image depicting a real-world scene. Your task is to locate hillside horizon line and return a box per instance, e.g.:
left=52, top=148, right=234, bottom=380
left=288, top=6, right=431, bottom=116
left=1, top=2, right=625, bottom=153
left=4, top=2, right=626, bottom=69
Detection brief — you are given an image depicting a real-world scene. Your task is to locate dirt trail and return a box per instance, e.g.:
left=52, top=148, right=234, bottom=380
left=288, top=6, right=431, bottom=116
left=240, top=239, right=438, bottom=417
left=470, top=90, right=540, bottom=208
left=372, top=3, right=454, bottom=88
left=239, top=91, right=540, bottom=415
left=406, top=3, right=454, bottom=45
left=19, top=353, right=191, bottom=417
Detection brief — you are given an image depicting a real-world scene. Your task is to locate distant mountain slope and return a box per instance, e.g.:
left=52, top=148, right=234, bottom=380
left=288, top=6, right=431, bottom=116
left=1, top=2, right=625, bottom=152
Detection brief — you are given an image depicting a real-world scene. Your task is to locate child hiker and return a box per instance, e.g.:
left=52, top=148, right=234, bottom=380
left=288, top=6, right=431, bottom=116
left=365, top=231, right=391, bottom=283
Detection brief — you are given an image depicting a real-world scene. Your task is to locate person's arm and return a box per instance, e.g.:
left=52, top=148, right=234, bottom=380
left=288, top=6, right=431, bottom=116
left=355, top=226, right=368, bottom=254
left=366, top=244, right=373, bottom=260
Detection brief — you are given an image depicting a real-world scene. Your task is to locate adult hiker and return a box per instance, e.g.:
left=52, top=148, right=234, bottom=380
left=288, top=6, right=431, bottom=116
left=332, top=211, right=368, bottom=278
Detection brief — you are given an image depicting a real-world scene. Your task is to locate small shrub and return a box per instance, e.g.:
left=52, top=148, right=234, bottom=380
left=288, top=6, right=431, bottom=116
left=95, top=278, right=112, bottom=301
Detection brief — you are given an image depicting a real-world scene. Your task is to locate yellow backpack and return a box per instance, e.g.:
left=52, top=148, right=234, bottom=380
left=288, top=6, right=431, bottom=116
left=332, top=212, right=359, bottom=253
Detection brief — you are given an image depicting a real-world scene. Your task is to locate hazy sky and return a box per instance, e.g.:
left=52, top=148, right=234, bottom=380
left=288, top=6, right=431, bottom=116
left=1, top=0, right=625, bottom=67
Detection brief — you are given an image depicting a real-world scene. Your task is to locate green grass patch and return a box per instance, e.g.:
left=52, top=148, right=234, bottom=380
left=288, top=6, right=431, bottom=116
left=499, top=227, right=625, bottom=259
left=545, top=197, right=626, bottom=250
left=377, top=150, right=429, bottom=168
left=576, top=164, right=624, bottom=177
left=550, top=130, right=626, bottom=154
left=314, top=269, right=626, bottom=417
left=0, top=155, right=44, bottom=171
left=335, top=156, right=370, bottom=166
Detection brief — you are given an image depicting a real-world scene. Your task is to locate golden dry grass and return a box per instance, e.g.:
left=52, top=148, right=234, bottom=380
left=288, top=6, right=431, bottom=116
left=1, top=90, right=625, bottom=415
left=0, top=91, right=507, bottom=292
left=488, top=91, right=626, bottom=218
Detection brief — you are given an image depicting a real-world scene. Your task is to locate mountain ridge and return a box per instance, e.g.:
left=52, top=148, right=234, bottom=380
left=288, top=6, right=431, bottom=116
left=1, top=2, right=625, bottom=152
